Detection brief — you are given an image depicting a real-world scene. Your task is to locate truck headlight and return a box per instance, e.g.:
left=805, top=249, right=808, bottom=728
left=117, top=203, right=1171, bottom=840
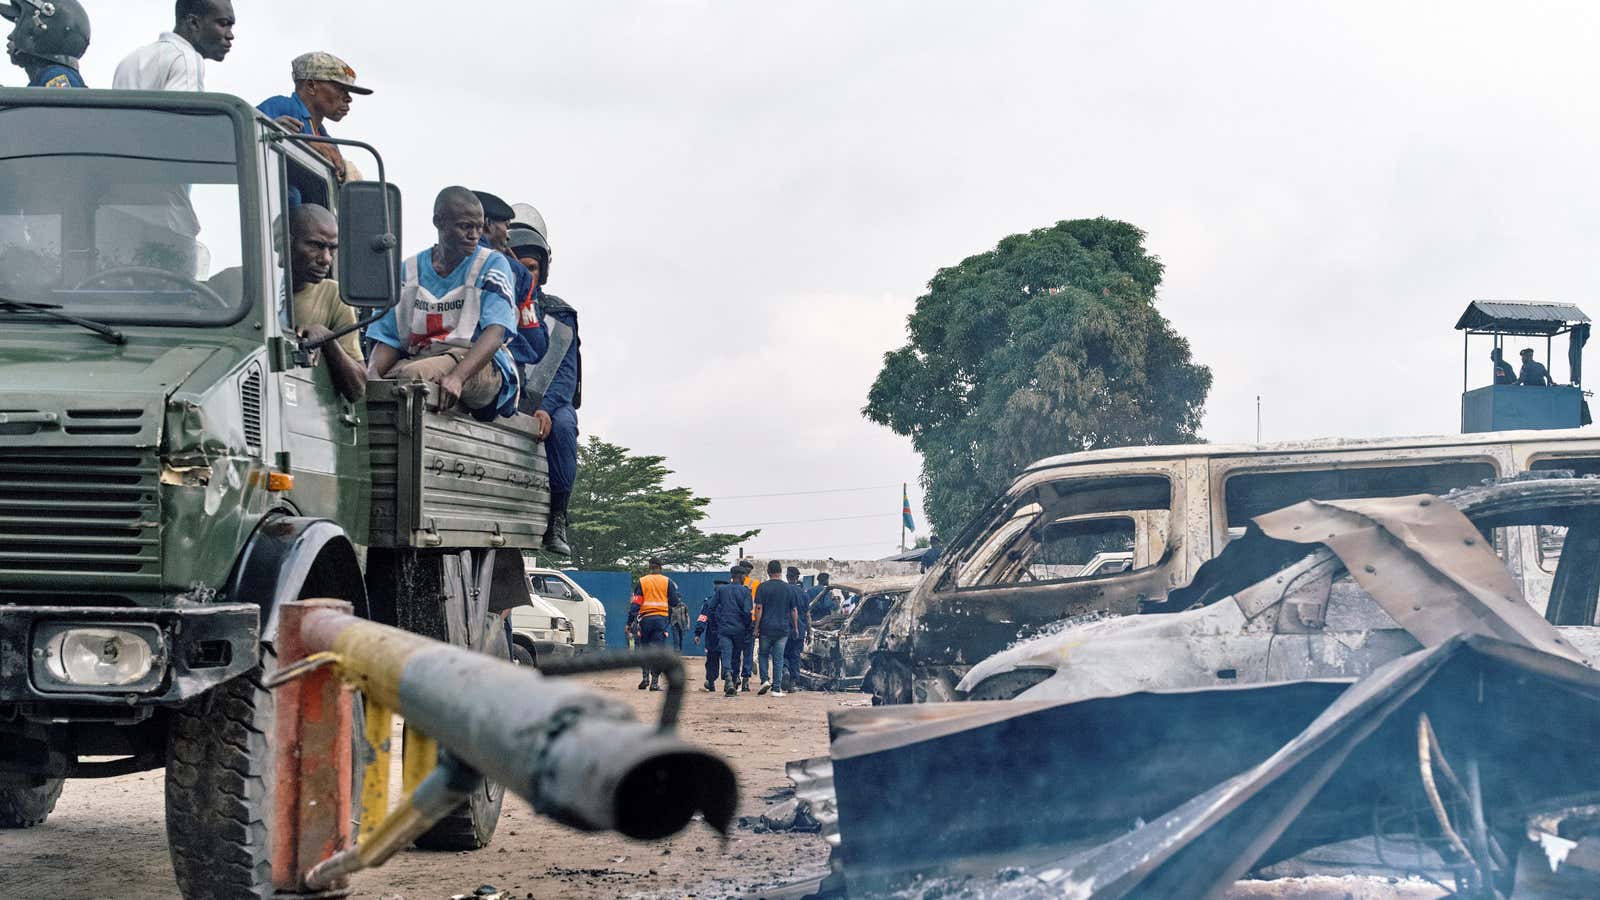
left=33, top=624, right=164, bottom=693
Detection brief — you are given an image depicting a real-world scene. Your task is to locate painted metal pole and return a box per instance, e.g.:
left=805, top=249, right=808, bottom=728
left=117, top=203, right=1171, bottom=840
left=271, top=599, right=355, bottom=898
left=298, top=609, right=737, bottom=840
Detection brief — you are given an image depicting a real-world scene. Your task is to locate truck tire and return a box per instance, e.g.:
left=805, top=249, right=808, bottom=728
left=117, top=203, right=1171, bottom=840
left=412, top=614, right=506, bottom=851
left=510, top=640, right=537, bottom=667
left=0, top=778, right=64, bottom=828
left=165, top=652, right=275, bottom=900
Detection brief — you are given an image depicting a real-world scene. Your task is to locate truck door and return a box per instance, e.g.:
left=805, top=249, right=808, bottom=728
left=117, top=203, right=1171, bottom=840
left=265, top=145, right=369, bottom=539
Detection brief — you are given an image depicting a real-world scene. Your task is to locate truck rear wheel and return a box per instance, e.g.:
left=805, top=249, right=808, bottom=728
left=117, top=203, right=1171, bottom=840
left=164, top=651, right=276, bottom=899
left=413, top=614, right=507, bottom=850
left=0, top=777, right=64, bottom=828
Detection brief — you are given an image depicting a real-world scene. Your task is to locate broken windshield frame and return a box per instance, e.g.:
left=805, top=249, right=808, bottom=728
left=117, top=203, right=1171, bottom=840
left=0, top=103, right=252, bottom=327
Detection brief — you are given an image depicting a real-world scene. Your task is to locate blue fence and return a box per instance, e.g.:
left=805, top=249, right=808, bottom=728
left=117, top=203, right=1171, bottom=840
left=566, top=570, right=820, bottom=656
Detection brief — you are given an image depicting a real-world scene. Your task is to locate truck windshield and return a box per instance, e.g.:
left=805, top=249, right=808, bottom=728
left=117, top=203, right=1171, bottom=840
left=0, top=105, right=247, bottom=325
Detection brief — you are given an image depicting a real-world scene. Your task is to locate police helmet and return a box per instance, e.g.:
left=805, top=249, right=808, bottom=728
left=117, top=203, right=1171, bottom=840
left=508, top=203, right=552, bottom=286
left=2, top=0, right=90, bottom=68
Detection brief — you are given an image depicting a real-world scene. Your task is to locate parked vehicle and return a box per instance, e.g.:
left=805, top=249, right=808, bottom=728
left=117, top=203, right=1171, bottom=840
left=801, top=576, right=921, bottom=690
left=508, top=594, right=575, bottom=664
left=866, top=429, right=1600, bottom=705
left=525, top=565, right=607, bottom=652
left=0, top=88, right=549, bottom=897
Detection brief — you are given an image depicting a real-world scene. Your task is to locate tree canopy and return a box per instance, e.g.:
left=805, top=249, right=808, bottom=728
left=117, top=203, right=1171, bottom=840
left=865, top=217, right=1211, bottom=538
left=566, top=437, right=758, bottom=573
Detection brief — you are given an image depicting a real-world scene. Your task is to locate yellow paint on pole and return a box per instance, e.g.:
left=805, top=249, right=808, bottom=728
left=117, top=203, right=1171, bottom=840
left=401, top=724, right=436, bottom=798
left=359, top=699, right=393, bottom=843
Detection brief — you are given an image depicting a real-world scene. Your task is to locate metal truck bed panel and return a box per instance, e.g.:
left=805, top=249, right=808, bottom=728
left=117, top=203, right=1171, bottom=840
left=366, top=381, right=549, bottom=550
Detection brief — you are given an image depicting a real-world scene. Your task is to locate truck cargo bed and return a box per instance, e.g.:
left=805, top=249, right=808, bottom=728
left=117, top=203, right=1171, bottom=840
left=367, top=381, right=549, bottom=550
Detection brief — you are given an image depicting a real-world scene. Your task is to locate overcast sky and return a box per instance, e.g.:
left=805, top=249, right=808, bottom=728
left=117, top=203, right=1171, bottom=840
left=59, top=2, right=1600, bottom=560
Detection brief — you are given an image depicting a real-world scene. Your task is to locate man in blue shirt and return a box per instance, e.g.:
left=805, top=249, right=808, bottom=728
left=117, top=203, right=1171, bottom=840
left=366, top=187, right=521, bottom=418
left=257, top=52, right=372, bottom=183
left=3, top=0, right=89, bottom=87
left=783, top=567, right=810, bottom=692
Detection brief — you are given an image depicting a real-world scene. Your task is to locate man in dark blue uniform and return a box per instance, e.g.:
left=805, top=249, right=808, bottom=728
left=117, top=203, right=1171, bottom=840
left=505, top=208, right=580, bottom=557
left=3, top=0, right=89, bottom=88
left=693, top=581, right=729, bottom=692
left=702, top=568, right=753, bottom=698
left=783, top=567, right=809, bottom=692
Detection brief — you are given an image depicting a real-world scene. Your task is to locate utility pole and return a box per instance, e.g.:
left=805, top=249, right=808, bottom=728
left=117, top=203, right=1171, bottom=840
left=1256, top=395, right=1262, bottom=444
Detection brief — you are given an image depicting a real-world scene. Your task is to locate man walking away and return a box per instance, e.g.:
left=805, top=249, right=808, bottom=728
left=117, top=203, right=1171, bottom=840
left=784, top=567, right=809, bottom=692
left=114, top=0, right=233, bottom=92
left=628, top=558, right=680, bottom=691
left=732, top=562, right=758, bottom=690
left=694, top=581, right=728, bottom=691
left=669, top=589, right=689, bottom=651
left=754, top=560, right=798, bottom=696
left=4, top=0, right=90, bottom=88
left=258, top=52, right=372, bottom=183
left=704, top=568, right=752, bottom=697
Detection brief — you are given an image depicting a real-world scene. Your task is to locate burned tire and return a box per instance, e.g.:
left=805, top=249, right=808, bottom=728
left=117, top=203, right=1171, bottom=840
left=865, top=652, right=913, bottom=706
left=164, top=652, right=275, bottom=900
left=0, top=777, right=64, bottom=828
left=412, top=615, right=506, bottom=850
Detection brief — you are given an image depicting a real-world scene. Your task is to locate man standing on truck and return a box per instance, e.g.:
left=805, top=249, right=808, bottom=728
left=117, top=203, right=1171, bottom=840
left=113, top=0, right=233, bottom=92
left=3, top=0, right=90, bottom=88
left=288, top=204, right=365, bottom=401
left=628, top=558, right=681, bottom=691
left=257, top=52, right=372, bottom=183
left=366, top=187, right=522, bottom=418
left=503, top=208, right=581, bottom=557
left=754, top=560, right=799, bottom=697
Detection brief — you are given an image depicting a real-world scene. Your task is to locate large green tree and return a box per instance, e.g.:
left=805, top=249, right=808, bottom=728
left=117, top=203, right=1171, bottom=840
left=566, top=437, right=758, bottom=573
left=865, top=218, right=1211, bottom=538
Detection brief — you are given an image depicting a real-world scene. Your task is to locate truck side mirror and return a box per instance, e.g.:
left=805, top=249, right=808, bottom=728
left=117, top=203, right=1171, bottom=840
left=338, top=180, right=402, bottom=309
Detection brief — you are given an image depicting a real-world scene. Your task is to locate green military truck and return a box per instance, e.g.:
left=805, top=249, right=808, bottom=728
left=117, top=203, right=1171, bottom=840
left=0, top=88, right=550, bottom=897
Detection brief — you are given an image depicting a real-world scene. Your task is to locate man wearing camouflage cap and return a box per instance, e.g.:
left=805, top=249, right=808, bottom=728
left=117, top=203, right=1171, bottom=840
left=258, top=51, right=373, bottom=183
left=3, top=0, right=90, bottom=88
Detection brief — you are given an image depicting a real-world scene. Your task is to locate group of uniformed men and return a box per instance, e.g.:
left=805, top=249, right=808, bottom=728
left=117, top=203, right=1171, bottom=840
left=4, top=0, right=584, bottom=552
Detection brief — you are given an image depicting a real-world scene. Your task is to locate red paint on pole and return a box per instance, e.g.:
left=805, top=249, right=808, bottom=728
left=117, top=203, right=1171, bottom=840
left=271, top=599, right=355, bottom=896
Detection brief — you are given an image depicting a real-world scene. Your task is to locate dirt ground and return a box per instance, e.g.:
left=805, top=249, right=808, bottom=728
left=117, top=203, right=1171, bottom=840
left=0, top=662, right=841, bottom=900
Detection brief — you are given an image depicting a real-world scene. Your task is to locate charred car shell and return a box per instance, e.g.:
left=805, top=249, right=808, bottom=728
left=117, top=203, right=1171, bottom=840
left=801, top=576, right=921, bottom=691
left=958, top=476, right=1600, bottom=704
left=867, top=431, right=1600, bottom=705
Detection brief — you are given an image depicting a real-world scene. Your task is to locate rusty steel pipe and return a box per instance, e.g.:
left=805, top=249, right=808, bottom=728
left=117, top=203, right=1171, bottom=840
left=271, top=600, right=356, bottom=898
left=300, top=607, right=738, bottom=840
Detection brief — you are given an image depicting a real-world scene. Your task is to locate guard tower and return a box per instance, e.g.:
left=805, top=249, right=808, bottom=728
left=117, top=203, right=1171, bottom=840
left=1455, top=300, right=1591, bottom=433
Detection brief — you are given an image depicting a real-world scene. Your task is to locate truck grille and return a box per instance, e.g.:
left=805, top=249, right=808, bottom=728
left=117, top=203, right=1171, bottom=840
left=0, top=448, right=160, bottom=592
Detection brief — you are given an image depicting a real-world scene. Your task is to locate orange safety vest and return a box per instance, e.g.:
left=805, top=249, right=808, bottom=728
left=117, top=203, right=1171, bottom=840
left=639, top=573, right=672, bottom=618
left=744, top=575, right=762, bottom=621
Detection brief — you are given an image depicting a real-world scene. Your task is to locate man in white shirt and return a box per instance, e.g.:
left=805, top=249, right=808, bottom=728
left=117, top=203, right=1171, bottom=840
left=112, top=0, right=234, bottom=92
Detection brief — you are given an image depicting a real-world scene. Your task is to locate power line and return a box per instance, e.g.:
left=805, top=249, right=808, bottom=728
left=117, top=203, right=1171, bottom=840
left=704, top=512, right=890, bottom=530
left=706, top=483, right=900, bottom=501
left=747, top=539, right=899, bottom=555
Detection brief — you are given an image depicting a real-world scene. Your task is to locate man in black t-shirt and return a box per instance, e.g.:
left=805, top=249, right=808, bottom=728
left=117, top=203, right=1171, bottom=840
left=753, top=560, right=799, bottom=696
left=1520, top=348, right=1555, bottom=387
left=1491, top=348, right=1516, bottom=385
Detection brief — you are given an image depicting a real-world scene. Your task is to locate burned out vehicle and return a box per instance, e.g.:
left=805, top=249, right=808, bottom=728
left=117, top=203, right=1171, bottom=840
left=866, top=430, right=1600, bottom=704
left=960, top=476, right=1600, bottom=702
left=802, top=477, right=1600, bottom=897
left=801, top=576, right=921, bottom=691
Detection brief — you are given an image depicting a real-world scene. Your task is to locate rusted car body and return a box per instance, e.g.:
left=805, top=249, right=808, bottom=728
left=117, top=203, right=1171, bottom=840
left=866, top=429, right=1600, bottom=705
left=801, top=576, right=922, bottom=690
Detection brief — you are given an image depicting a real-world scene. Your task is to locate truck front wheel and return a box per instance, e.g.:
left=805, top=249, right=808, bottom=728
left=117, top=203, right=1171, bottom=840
left=164, top=652, right=275, bottom=899
left=0, top=777, right=64, bottom=828
left=412, top=615, right=507, bottom=850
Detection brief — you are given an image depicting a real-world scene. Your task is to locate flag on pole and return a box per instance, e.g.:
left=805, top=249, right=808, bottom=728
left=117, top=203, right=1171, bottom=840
left=902, top=485, right=916, bottom=531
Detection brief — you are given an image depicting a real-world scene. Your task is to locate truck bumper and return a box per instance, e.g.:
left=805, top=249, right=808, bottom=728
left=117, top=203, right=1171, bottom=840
left=0, top=604, right=259, bottom=706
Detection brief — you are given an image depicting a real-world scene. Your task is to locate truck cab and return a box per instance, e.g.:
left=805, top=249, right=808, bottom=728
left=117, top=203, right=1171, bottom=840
left=0, top=88, right=548, bottom=898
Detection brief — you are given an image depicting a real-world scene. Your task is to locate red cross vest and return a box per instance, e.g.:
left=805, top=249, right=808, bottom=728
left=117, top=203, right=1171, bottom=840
left=396, top=247, right=495, bottom=353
